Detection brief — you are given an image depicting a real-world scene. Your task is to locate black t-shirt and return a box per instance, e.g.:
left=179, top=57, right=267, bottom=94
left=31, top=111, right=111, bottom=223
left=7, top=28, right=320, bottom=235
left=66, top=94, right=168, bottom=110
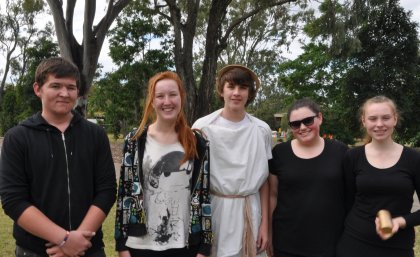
left=269, top=139, right=348, bottom=257
left=343, top=146, right=420, bottom=250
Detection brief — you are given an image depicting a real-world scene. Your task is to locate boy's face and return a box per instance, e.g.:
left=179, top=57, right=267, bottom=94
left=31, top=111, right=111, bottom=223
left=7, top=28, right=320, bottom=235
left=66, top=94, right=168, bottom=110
left=221, top=82, right=249, bottom=111
left=33, top=74, right=78, bottom=120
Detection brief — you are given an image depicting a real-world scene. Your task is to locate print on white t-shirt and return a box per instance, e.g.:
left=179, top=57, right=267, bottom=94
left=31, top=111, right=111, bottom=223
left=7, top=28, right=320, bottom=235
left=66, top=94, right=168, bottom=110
left=125, top=135, right=193, bottom=250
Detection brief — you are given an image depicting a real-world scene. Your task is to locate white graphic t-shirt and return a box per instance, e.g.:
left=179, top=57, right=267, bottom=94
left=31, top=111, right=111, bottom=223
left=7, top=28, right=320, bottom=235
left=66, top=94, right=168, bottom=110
left=126, top=135, right=193, bottom=250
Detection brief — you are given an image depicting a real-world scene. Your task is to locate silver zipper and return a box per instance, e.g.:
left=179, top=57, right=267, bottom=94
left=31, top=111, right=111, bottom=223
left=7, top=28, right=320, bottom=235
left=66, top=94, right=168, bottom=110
left=62, top=133, right=72, bottom=230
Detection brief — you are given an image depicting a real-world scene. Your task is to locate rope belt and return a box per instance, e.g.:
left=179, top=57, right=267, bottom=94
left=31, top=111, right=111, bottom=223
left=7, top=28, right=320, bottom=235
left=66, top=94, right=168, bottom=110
left=212, top=192, right=256, bottom=257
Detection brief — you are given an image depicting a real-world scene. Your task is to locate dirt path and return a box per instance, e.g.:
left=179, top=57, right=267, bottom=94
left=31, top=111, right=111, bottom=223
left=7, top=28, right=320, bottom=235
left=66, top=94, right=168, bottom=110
left=110, top=141, right=123, bottom=179
left=110, top=141, right=123, bottom=164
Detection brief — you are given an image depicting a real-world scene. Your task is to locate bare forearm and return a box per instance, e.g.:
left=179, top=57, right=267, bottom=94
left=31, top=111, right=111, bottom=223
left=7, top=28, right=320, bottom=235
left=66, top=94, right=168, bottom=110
left=77, top=205, right=107, bottom=233
left=268, top=175, right=278, bottom=229
left=259, top=180, right=269, bottom=226
left=269, top=189, right=277, bottom=220
left=17, top=206, right=67, bottom=245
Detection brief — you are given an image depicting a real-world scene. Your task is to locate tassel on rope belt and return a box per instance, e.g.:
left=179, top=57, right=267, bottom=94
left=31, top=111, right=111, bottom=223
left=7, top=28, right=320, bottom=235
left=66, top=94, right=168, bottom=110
left=211, top=191, right=256, bottom=257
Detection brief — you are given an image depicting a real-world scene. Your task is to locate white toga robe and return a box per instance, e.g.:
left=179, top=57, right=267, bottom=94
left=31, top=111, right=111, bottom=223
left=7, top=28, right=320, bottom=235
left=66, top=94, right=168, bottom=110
left=193, top=109, right=272, bottom=257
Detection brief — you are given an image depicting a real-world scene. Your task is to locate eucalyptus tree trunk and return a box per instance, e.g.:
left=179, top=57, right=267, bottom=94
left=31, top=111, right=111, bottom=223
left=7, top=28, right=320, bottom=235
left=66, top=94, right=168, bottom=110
left=46, top=0, right=131, bottom=116
left=163, top=0, right=298, bottom=123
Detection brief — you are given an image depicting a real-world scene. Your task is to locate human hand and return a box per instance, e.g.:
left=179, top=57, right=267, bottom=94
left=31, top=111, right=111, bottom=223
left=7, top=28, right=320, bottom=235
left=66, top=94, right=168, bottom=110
left=375, top=216, right=406, bottom=240
left=118, top=250, right=131, bottom=257
left=45, top=243, right=68, bottom=257
left=266, top=236, right=274, bottom=257
left=256, top=223, right=268, bottom=253
left=196, top=254, right=207, bottom=257
left=267, top=245, right=274, bottom=257
left=60, top=230, right=94, bottom=256
left=46, top=230, right=95, bottom=257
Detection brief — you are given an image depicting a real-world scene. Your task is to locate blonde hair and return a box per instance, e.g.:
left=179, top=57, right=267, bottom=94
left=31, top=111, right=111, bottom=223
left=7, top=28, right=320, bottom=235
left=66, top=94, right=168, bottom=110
left=359, top=95, right=399, bottom=144
left=132, top=71, right=197, bottom=163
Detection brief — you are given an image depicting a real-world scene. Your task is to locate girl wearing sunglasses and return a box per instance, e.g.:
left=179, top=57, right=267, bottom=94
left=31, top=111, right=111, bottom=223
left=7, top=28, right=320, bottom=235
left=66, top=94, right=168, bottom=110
left=267, top=98, right=348, bottom=257
left=336, top=95, right=420, bottom=257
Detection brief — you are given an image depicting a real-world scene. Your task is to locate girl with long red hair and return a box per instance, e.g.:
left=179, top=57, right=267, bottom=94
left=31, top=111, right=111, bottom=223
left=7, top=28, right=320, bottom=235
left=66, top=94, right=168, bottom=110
left=115, top=71, right=212, bottom=257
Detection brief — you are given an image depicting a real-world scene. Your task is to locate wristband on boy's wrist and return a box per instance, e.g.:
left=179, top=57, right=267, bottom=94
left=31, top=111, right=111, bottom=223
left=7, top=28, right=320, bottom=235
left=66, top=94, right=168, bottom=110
left=58, top=231, right=70, bottom=247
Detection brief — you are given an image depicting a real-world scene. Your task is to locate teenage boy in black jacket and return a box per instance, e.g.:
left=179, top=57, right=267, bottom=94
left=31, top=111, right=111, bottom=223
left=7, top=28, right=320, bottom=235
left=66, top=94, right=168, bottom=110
left=0, top=57, right=116, bottom=257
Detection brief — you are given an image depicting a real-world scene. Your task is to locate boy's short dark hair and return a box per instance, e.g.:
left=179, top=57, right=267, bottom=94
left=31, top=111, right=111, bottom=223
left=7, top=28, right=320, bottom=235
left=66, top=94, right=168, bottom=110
left=35, top=57, right=80, bottom=88
left=216, top=65, right=260, bottom=106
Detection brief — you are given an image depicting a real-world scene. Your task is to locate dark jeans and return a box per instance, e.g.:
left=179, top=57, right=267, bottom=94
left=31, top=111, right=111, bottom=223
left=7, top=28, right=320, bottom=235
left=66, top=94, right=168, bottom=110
left=15, top=245, right=106, bottom=257
left=129, top=245, right=199, bottom=257
left=15, top=245, right=44, bottom=257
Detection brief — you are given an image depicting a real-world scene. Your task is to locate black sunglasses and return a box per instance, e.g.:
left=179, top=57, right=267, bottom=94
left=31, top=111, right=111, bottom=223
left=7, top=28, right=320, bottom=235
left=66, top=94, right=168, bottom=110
left=288, top=115, right=318, bottom=130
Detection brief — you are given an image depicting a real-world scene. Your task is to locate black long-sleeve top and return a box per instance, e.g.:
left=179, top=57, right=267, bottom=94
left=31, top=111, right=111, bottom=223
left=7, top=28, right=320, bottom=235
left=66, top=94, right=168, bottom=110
left=343, top=146, right=420, bottom=250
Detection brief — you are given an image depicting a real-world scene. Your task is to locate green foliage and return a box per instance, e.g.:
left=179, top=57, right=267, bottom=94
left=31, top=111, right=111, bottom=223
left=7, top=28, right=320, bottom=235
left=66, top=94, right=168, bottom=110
left=0, top=86, right=18, bottom=134
left=278, top=0, right=420, bottom=145
left=0, top=0, right=45, bottom=106
left=218, top=0, right=315, bottom=126
left=0, top=24, right=58, bottom=135
left=276, top=42, right=356, bottom=143
left=210, top=0, right=315, bottom=130
left=340, top=0, right=420, bottom=146
left=15, top=27, right=59, bottom=115
left=89, top=1, right=173, bottom=138
left=248, top=92, right=287, bottom=130
left=21, top=0, right=44, bottom=14
left=91, top=52, right=173, bottom=139
left=108, top=0, right=173, bottom=66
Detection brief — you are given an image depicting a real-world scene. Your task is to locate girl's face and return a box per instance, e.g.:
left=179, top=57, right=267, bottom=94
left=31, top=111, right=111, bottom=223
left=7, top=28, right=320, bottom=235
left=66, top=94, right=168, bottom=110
left=362, top=102, right=397, bottom=142
left=289, top=107, right=322, bottom=144
left=152, top=79, right=182, bottom=123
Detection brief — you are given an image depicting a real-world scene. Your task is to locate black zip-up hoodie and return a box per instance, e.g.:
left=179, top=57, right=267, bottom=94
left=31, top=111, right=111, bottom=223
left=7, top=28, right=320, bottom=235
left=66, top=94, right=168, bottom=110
left=0, top=111, right=116, bottom=256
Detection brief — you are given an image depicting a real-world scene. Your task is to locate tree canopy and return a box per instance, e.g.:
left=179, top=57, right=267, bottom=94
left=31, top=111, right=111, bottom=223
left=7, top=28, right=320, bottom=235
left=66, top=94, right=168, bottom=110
left=1, top=0, right=420, bottom=147
left=0, top=0, right=44, bottom=104
left=278, top=0, right=420, bottom=145
left=88, top=1, right=173, bottom=137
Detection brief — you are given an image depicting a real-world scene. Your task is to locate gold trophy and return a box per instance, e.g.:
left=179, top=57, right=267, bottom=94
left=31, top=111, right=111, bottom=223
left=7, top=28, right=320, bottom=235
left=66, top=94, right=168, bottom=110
left=377, top=209, right=393, bottom=234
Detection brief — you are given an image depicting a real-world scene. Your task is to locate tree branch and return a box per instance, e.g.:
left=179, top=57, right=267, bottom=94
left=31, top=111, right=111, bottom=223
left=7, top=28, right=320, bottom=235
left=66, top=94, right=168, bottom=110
left=94, top=0, right=131, bottom=37
left=154, top=0, right=171, bottom=23
left=46, top=0, right=73, bottom=58
left=220, top=0, right=297, bottom=46
left=84, top=0, right=96, bottom=40
left=184, top=0, right=200, bottom=33
left=65, top=0, right=76, bottom=38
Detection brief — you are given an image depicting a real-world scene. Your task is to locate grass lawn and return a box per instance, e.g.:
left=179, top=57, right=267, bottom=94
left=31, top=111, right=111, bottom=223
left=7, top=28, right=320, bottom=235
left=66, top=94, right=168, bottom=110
left=1, top=204, right=420, bottom=256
